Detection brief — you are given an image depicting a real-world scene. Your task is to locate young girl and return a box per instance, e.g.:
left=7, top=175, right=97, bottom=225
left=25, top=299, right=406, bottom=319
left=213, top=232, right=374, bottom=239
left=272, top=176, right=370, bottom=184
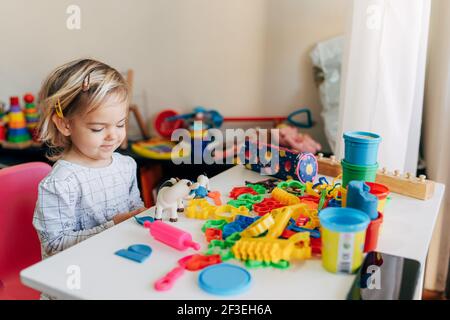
left=33, top=59, right=146, bottom=260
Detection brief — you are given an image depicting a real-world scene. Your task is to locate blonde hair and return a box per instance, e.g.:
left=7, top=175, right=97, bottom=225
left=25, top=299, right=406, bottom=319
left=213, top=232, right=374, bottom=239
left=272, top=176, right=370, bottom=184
left=37, top=59, right=129, bottom=160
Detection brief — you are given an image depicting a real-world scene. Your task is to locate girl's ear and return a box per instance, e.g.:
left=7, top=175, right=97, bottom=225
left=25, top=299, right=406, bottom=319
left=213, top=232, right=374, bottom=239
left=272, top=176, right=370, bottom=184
left=51, top=114, right=71, bottom=137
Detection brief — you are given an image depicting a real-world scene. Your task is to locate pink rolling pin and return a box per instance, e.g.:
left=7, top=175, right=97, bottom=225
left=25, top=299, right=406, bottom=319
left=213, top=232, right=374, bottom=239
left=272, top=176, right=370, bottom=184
left=144, top=221, right=201, bottom=251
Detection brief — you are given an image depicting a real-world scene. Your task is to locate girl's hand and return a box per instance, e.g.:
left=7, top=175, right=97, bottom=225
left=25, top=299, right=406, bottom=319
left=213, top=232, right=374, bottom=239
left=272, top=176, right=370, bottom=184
left=113, top=207, right=147, bottom=225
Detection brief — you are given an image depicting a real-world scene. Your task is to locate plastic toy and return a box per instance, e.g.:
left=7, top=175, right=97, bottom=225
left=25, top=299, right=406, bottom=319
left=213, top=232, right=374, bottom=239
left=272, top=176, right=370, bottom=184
left=232, top=231, right=311, bottom=263
left=201, top=219, right=228, bottom=232
left=346, top=181, right=379, bottom=220
left=319, top=207, right=370, bottom=273
left=191, top=174, right=210, bottom=198
left=154, top=254, right=195, bottom=291
left=310, top=237, right=322, bottom=255
left=244, top=183, right=266, bottom=195
left=228, top=193, right=263, bottom=211
left=131, top=137, right=187, bottom=160
left=144, top=220, right=200, bottom=251
left=287, top=224, right=320, bottom=238
left=207, top=191, right=222, bottom=205
left=227, top=199, right=253, bottom=211
left=224, top=232, right=242, bottom=247
left=240, top=214, right=275, bottom=238
left=243, top=140, right=318, bottom=183
left=0, top=102, right=6, bottom=142
left=343, top=131, right=381, bottom=166
left=134, top=215, right=155, bottom=225
left=222, top=222, right=245, bottom=239
left=277, top=180, right=305, bottom=196
left=155, top=107, right=313, bottom=138
left=115, top=244, right=152, bottom=263
left=265, top=207, right=294, bottom=239
left=271, top=187, right=300, bottom=206
left=185, top=254, right=221, bottom=271
left=237, top=193, right=264, bottom=204
left=212, top=205, right=250, bottom=222
left=365, top=182, right=389, bottom=214
left=229, top=187, right=257, bottom=199
left=198, top=263, right=252, bottom=296
left=155, top=178, right=199, bottom=222
left=185, top=199, right=215, bottom=219
left=245, top=259, right=290, bottom=269
left=252, top=198, right=284, bottom=216
left=205, top=228, right=223, bottom=242
left=23, top=94, right=39, bottom=142
left=3, top=97, right=31, bottom=148
left=221, top=215, right=258, bottom=239
left=205, top=240, right=234, bottom=261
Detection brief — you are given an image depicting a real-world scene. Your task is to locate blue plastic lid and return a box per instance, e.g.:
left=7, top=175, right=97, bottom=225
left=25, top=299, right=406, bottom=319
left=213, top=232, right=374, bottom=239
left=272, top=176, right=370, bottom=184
left=343, top=131, right=381, bottom=144
left=319, top=207, right=370, bottom=233
left=198, top=263, right=251, bottom=296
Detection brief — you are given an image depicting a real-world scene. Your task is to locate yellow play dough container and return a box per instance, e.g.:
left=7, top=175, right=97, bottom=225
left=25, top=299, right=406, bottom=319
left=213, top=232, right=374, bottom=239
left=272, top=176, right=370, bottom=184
left=319, top=207, right=370, bottom=274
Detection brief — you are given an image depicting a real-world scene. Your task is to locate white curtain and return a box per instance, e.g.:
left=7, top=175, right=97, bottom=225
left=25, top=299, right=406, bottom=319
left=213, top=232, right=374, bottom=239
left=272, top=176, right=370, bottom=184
left=336, top=0, right=431, bottom=174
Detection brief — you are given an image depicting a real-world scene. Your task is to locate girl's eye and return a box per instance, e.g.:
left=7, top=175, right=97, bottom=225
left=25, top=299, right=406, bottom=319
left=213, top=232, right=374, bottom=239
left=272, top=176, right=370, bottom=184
left=117, top=123, right=126, bottom=128
left=90, top=128, right=104, bottom=133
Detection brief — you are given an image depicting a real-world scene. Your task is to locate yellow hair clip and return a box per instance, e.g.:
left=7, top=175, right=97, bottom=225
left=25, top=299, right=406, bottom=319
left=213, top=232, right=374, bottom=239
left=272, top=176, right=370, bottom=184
left=55, top=98, right=64, bottom=118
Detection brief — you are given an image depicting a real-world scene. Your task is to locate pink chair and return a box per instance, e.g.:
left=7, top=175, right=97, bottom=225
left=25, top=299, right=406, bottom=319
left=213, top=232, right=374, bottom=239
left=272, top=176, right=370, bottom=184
left=0, top=162, right=52, bottom=300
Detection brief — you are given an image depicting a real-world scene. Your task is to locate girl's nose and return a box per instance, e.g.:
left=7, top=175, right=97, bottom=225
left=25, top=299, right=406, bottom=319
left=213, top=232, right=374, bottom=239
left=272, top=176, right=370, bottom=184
left=105, top=129, right=117, bottom=141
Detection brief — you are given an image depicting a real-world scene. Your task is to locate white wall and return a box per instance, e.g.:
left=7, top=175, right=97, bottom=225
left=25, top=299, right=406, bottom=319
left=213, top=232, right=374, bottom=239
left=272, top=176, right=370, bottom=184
left=0, top=0, right=350, bottom=148
left=263, top=0, right=350, bottom=151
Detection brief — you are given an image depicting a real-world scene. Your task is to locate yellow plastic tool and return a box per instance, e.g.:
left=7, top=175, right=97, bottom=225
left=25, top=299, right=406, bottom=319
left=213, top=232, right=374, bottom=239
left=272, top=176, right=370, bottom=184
left=212, top=205, right=250, bottom=222
left=240, top=213, right=275, bottom=238
left=232, top=232, right=311, bottom=263
left=271, top=187, right=300, bottom=206
left=185, top=199, right=215, bottom=219
left=265, top=207, right=293, bottom=239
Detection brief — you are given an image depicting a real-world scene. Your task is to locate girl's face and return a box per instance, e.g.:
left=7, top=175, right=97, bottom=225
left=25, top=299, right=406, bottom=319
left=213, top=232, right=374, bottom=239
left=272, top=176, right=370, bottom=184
left=68, top=94, right=128, bottom=163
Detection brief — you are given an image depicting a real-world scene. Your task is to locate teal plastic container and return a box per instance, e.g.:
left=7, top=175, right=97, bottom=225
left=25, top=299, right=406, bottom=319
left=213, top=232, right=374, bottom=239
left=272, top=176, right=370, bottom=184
left=343, top=131, right=381, bottom=166
left=341, top=160, right=378, bottom=188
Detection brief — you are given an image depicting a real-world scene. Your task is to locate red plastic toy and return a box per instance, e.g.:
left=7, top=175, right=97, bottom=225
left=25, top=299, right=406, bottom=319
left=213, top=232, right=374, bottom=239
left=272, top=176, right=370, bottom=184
left=253, top=197, right=284, bottom=216
left=185, top=254, right=221, bottom=271
left=229, top=187, right=257, bottom=200
left=205, top=228, right=223, bottom=243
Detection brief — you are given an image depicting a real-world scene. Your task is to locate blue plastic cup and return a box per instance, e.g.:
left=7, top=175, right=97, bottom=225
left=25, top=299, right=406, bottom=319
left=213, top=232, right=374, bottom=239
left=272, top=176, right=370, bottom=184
left=343, top=131, right=381, bottom=166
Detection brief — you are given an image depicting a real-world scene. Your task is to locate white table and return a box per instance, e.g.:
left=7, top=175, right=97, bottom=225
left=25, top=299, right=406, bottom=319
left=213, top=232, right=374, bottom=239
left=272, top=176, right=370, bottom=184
left=21, top=165, right=445, bottom=299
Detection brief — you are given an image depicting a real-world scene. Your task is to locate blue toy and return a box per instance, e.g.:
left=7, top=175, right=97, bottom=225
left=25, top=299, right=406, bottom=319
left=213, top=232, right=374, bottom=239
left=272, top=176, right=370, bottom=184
left=346, top=181, right=379, bottom=220
left=115, top=244, right=152, bottom=263
left=287, top=224, right=321, bottom=238
left=198, top=263, right=252, bottom=296
left=134, top=216, right=155, bottom=225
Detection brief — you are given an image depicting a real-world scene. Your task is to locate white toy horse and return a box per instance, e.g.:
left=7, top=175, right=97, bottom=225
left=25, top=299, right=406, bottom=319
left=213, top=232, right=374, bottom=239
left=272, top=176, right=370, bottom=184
left=155, top=178, right=199, bottom=222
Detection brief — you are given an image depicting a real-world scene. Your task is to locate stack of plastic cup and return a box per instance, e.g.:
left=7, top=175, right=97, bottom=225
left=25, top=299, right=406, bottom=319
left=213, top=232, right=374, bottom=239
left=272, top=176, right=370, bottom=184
left=341, top=131, right=381, bottom=188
